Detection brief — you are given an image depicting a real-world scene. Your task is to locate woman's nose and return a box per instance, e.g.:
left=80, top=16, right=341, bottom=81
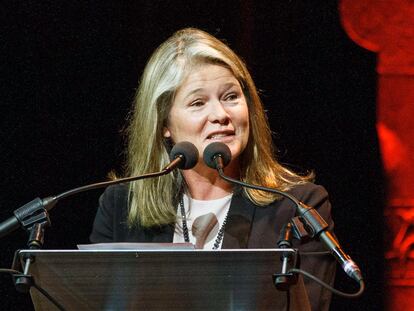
left=207, top=100, right=230, bottom=124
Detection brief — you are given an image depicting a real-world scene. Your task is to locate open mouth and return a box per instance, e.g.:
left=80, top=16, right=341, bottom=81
left=206, top=131, right=235, bottom=140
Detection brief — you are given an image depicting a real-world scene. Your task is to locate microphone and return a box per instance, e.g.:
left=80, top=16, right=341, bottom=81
left=168, top=141, right=199, bottom=170
left=0, top=141, right=199, bottom=239
left=203, top=141, right=231, bottom=170
left=202, top=142, right=363, bottom=283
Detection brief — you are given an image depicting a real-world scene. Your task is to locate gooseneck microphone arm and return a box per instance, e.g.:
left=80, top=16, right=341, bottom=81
left=203, top=142, right=363, bottom=286
left=50, top=161, right=181, bottom=207
left=0, top=160, right=175, bottom=239
left=49, top=140, right=198, bottom=206
left=0, top=141, right=199, bottom=239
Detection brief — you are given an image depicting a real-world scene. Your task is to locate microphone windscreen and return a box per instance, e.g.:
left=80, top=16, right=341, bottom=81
left=169, top=141, right=199, bottom=170
left=203, top=142, right=232, bottom=169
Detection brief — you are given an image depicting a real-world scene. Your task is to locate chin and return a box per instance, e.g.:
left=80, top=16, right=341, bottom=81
left=228, top=145, right=244, bottom=160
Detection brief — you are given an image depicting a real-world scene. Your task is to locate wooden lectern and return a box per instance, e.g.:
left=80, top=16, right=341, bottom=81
left=19, top=248, right=311, bottom=311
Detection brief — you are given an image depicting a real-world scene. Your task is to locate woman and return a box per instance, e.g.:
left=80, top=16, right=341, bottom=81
left=90, top=28, right=335, bottom=310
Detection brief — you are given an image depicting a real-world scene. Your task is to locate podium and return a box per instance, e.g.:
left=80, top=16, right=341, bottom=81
left=19, top=248, right=311, bottom=311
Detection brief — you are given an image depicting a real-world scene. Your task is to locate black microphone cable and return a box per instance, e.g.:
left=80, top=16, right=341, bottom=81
left=203, top=142, right=365, bottom=298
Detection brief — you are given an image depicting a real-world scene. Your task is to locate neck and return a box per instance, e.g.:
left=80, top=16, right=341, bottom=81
left=182, top=160, right=239, bottom=200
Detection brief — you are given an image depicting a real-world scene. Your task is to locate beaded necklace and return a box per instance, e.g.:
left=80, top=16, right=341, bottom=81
left=179, top=197, right=228, bottom=250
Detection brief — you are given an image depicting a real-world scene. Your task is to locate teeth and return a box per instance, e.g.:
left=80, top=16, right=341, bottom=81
left=210, top=134, right=228, bottom=139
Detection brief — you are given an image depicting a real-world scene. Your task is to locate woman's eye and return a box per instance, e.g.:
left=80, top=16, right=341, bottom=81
left=224, top=93, right=238, bottom=101
left=190, top=100, right=204, bottom=107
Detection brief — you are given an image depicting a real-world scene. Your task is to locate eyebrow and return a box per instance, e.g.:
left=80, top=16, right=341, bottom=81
left=183, top=88, right=204, bottom=101
left=183, top=82, right=240, bottom=101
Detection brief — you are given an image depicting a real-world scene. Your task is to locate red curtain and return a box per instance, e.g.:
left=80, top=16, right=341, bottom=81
left=340, top=0, right=414, bottom=309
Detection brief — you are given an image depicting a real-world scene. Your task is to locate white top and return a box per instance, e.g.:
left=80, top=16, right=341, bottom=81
left=173, top=193, right=233, bottom=249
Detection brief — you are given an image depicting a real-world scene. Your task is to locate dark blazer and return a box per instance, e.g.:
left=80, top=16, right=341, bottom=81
left=90, top=182, right=336, bottom=311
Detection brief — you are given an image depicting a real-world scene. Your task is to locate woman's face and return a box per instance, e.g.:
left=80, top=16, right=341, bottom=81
left=164, top=64, right=249, bottom=169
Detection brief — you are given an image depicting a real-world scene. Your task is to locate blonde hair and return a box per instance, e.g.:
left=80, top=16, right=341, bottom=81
left=125, top=28, right=312, bottom=228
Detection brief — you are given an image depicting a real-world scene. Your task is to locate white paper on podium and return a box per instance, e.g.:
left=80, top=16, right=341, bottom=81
left=77, top=242, right=195, bottom=250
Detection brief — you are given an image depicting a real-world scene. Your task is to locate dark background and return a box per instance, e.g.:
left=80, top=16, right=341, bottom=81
left=0, top=1, right=384, bottom=310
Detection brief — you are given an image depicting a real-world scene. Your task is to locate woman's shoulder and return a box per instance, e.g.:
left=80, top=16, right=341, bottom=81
left=287, top=182, right=329, bottom=201
left=287, top=182, right=328, bottom=203
left=267, top=182, right=331, bottom=213
left=99, top=183, right=130, bottom=210
left=286, top=182, right=333, bottom=223
left=102, top=183, right=130, bottom=197
left=237, top=182, right=329, bottom=207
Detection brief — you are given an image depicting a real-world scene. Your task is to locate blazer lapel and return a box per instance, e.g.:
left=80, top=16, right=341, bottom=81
left=222, top=190, right=256, bottom=249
